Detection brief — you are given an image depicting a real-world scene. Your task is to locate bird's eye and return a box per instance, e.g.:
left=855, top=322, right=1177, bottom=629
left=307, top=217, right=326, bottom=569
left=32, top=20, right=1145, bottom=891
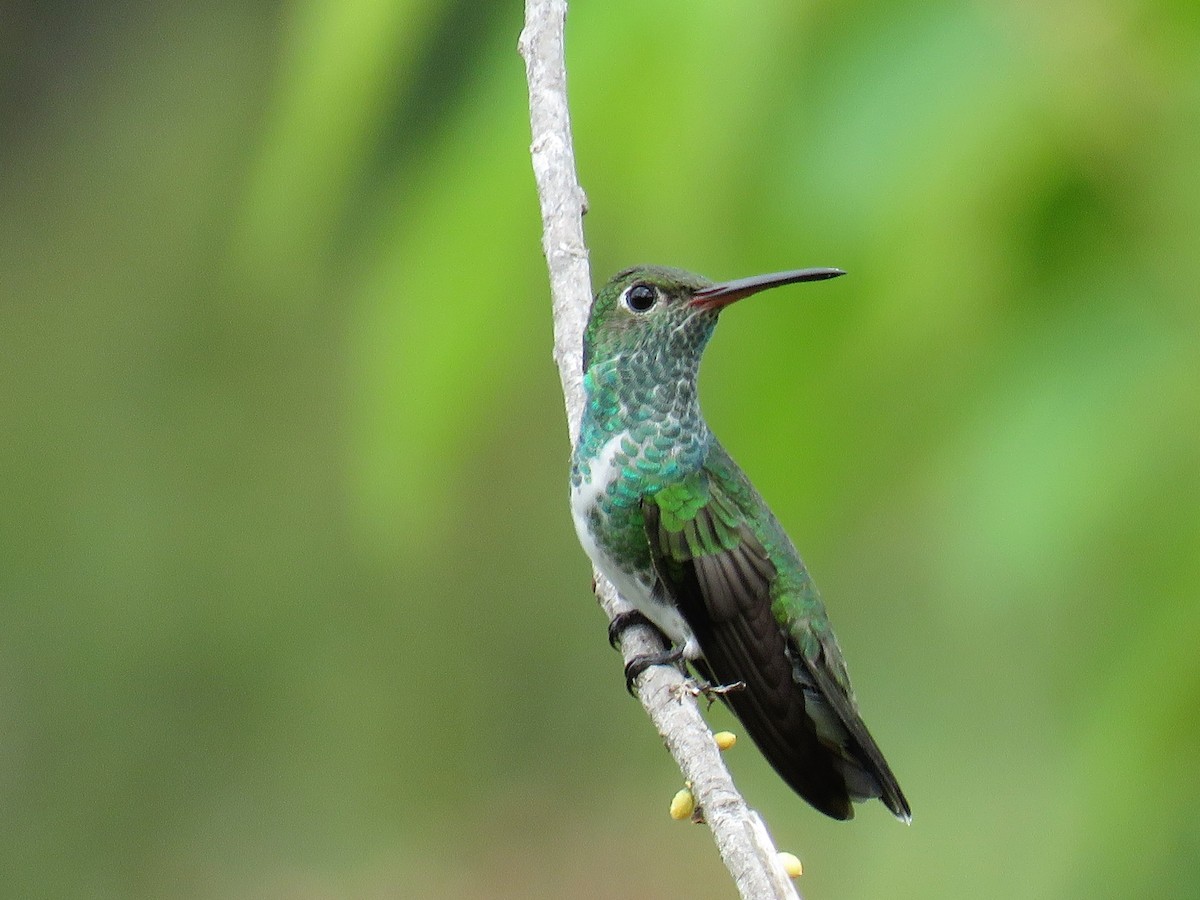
left=625, top=283, right=657, bottom=313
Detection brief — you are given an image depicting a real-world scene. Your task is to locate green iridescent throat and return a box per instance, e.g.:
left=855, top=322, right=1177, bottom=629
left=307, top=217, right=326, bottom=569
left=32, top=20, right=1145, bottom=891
left=571, top=297, right=719, bottom=567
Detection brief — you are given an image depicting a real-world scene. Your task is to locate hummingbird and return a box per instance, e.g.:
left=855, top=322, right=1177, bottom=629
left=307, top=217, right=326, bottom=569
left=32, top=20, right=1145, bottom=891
left=570, top=264, right=910, bottom=822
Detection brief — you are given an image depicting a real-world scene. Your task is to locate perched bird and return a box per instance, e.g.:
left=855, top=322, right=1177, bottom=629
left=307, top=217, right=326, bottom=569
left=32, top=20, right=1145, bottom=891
left=570, top=265, right=910, bottom=822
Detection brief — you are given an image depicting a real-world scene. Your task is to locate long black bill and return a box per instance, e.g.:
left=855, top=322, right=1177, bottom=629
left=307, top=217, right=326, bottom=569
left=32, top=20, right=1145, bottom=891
left=690, top=267, right=845, bottom=311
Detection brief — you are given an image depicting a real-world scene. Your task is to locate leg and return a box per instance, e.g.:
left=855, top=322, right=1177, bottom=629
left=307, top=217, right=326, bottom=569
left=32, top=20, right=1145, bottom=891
left=607, top=610, right=688, bottom=695
left=607, top=609, right=657, bottom=648
left=624, top=645, right=685, bottom=695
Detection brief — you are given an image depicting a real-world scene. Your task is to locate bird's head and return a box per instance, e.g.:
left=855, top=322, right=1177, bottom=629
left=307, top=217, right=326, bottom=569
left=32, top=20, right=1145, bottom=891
left=582, top=264, right=845, bottom=373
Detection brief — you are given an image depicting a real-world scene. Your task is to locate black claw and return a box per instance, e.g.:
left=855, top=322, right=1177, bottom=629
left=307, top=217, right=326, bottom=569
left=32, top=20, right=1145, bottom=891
left=607, top=610, right=657, bottom=649
left=624, top=646, right=685, bottom=695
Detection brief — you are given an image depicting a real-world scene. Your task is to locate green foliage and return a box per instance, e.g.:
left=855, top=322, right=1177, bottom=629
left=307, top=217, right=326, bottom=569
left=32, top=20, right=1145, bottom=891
left=1, top=1, right=1197, bottom=897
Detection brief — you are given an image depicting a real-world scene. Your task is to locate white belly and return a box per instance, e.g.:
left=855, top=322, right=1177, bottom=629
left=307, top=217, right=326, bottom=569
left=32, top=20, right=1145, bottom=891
left=570, top=433, right=700, bottom=658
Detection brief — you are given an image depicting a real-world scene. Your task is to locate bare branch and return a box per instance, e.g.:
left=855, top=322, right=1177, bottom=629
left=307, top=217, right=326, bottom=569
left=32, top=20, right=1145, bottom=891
left=519, top=3, right=802, bottom=897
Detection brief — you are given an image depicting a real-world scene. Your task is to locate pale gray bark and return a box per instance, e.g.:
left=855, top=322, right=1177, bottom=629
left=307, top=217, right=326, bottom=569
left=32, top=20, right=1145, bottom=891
left=519, top=3, right=802, bottom=898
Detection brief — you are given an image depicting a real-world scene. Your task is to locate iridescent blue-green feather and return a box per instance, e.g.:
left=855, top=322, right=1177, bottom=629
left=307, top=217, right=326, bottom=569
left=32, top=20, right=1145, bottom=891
left=643, top=452, right=909, bottom=821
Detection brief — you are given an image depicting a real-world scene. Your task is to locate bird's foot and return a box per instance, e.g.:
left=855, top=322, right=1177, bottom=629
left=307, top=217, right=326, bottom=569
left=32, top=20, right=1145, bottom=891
left=672, top=678, right=747, bottom=708
left=607, top=609, right=657, bottom=649
left=623, top=646, right=685, bottom=696
left=608, top=610, right=683, bottom=695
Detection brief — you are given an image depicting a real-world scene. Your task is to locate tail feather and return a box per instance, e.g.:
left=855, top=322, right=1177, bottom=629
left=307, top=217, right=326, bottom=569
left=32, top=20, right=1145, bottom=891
left=690, top=593, right=856, bottom=819
left=799, top=650, right=911, bottom=822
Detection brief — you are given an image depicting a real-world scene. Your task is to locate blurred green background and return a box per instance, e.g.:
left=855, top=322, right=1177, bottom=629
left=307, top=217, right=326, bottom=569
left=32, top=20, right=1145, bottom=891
left=2, top=1, right=1198, bottom=898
